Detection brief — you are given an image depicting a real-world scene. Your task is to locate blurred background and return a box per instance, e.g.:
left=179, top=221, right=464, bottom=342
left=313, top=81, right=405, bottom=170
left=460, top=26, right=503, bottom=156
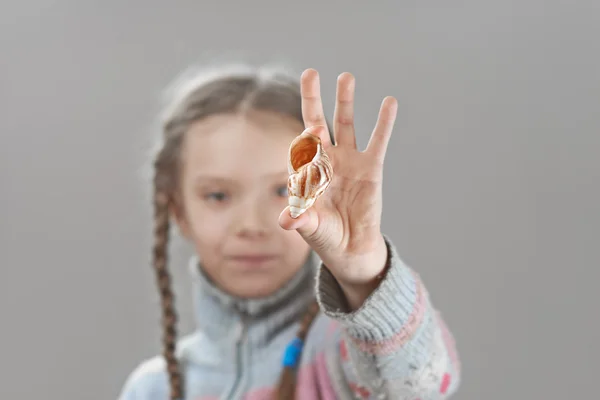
left=1, top=1, right=599, bottom=399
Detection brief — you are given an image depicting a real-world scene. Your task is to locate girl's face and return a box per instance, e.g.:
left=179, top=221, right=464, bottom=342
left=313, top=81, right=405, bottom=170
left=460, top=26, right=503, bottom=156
left=173, top=110, right=311, bottom=298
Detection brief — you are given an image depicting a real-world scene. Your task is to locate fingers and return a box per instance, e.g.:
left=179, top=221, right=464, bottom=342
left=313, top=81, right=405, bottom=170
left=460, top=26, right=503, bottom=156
left=333, top=72, right=357, bottom=148
left=301, top=69, right=328, bottom=130
left=301, top=68, right=396, bottom=160
left=366, top=96, right=398, bottom=163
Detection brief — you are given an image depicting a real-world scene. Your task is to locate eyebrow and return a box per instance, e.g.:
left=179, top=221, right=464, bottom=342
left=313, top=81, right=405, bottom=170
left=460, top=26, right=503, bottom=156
left=193, top=171, right=288, bottom=184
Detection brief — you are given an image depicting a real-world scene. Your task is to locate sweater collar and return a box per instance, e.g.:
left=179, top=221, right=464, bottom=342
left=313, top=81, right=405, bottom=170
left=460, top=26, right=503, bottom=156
left=186, top=251, right=319, bottom=347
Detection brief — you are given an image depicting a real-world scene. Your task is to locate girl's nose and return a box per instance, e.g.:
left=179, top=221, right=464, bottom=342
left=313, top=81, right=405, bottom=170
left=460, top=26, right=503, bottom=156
left=234, top=198, right=272, bottom=238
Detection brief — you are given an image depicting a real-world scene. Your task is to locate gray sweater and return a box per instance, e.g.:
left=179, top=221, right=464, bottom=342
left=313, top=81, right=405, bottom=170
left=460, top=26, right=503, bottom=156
left=119, top=234, right=461, bottom=399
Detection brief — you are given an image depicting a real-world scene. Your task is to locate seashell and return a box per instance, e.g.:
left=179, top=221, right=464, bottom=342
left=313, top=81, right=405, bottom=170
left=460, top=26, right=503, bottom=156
left=287, top=131, right=333, bottom=218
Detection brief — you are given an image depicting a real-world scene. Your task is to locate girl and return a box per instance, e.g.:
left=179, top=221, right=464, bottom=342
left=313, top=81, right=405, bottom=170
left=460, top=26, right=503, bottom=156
left=119, top=64, right=461, bottom=400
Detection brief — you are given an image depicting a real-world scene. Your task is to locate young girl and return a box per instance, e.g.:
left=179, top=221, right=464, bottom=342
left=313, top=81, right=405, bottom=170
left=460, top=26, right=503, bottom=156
left=119, top=64, right=461, bottom=400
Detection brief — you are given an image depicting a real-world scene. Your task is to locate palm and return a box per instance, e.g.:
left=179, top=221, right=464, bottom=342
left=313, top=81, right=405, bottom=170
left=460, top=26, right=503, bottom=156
left=313, top=147, right=383, bottom=253
left=280, top=69, right=398, bottom=269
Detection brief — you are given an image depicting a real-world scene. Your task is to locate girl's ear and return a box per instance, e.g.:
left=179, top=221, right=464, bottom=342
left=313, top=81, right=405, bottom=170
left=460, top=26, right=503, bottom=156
left=169, top=200, right=191, bottom=239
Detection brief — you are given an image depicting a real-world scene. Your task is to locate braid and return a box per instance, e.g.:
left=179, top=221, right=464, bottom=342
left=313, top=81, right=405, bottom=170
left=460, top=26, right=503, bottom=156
left=152, top=181, right=183, bottom=400
left=275, top=300, right=321, bottom=399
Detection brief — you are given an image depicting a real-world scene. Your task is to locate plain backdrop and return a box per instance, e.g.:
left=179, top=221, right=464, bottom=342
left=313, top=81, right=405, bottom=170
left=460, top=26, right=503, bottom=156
left=1, top=1, right=599, bottom=399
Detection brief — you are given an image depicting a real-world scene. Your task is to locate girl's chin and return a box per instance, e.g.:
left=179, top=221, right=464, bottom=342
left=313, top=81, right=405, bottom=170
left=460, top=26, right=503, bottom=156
left=221, top=278, right=288, bottom=299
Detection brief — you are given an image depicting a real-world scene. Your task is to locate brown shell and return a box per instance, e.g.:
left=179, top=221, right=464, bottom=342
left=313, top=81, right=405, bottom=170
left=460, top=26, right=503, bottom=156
left=287, top=131, right=333, bottom=218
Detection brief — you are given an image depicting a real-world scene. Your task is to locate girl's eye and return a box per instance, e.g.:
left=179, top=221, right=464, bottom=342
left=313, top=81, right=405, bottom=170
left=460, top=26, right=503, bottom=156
left=205, top=192, right=228, bottom=202
left=276, top=185, right=289, bottom=197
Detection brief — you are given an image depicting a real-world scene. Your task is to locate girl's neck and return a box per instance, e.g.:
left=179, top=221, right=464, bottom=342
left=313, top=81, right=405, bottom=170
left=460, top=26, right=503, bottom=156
left=186, top=251, right=320, bottom=345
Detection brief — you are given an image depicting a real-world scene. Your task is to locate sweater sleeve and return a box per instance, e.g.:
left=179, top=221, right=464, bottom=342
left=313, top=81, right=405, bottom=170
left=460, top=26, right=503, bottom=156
left=311, top=234, right=461, bottom=399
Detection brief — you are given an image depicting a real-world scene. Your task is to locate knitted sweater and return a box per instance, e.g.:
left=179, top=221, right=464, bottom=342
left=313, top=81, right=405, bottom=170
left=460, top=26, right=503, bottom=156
left=118, top=235, right=461, bottom=399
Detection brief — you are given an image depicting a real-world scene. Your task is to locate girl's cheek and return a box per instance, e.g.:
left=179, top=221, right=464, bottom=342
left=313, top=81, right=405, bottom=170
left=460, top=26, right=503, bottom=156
left=198, top=206, right=237, bottom=237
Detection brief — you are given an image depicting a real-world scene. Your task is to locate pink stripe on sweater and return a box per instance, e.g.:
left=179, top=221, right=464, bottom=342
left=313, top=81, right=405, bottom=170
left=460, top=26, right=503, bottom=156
left=239, top=352, right=337, bottom=400
left=314, top=351, right=338, bottom=399
left=340, top=339, right=348, bottom=361
left=327, top=319, right=339, bottom=338
left=348, top=270, right=427, bottom=356
left=438, top=310, right=461, bottom=375
left=294, top=360, right=320, bottom=400
left=243, top=387, right=274, bottom=400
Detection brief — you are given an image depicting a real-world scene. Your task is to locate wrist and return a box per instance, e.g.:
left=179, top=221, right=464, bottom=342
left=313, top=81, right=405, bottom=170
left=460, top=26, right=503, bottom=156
left=330, top=234, right=390, bottom=310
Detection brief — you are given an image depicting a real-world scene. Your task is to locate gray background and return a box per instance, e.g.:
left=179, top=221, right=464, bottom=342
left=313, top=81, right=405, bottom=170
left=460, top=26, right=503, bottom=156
left=1, top=1, right=599, bottom=399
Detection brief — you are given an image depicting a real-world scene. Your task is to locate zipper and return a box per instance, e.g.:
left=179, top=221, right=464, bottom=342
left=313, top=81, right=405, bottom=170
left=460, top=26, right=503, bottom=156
left=224, top=315, right=248, bottom=400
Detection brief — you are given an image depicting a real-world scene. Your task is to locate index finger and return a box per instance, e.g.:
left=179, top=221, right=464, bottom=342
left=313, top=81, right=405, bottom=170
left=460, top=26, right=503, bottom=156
left=301, top=69, right=328, bottom=129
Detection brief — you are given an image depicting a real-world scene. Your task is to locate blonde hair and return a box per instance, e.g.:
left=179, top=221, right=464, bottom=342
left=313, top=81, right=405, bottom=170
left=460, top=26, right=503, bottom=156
left=150, top=62, right=331, bottom=400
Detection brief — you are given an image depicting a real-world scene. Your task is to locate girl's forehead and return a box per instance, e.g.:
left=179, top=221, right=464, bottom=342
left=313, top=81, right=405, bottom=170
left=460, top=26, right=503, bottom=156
left=183, top=113, right=301, bottom=176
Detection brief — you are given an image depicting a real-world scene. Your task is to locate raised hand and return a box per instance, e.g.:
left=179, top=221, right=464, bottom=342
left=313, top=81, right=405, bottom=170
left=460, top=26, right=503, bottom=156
left=279, top=69, right=398, bottom=309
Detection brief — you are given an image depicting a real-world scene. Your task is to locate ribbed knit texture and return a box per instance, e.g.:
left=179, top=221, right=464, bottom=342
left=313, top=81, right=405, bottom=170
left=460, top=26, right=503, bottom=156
left=316, top=235, right=422, bottom=343
left=119, top=234, right=461, bottom=399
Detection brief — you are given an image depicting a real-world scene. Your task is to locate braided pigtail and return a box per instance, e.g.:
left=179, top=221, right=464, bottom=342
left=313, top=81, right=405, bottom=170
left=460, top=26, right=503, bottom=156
left=152, top=172, right=183, bottom=400
left=275, top=300, right=321, bottom=399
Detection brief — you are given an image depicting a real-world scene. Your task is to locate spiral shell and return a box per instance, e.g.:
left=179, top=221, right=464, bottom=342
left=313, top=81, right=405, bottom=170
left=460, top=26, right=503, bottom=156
left=287, top=131, right=333, bottom=218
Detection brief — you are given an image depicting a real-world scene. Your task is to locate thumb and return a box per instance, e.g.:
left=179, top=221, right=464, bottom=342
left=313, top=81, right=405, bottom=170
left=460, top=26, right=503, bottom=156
left=278, top=205, right=319, bottom=242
